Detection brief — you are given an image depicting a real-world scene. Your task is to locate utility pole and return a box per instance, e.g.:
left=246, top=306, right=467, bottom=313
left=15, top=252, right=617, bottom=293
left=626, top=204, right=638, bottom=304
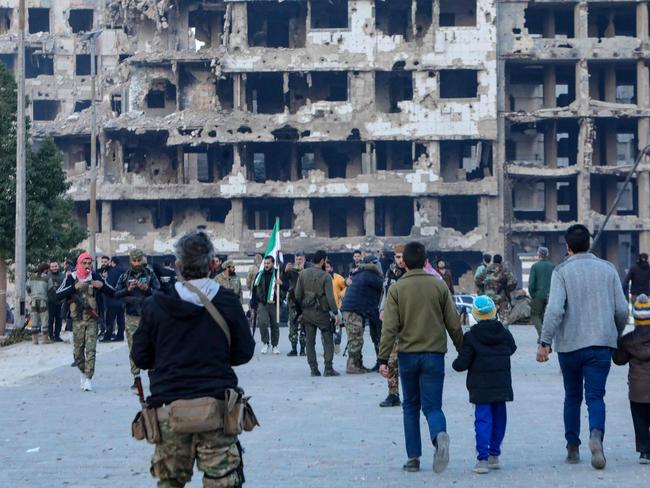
left=81, top=30, right=102, bottom=262
left=14, top=0, right=27, bottom=330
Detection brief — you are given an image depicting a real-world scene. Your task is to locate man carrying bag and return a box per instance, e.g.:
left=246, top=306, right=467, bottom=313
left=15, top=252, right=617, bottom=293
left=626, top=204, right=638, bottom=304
left=132, top=230, right=256, bottom=488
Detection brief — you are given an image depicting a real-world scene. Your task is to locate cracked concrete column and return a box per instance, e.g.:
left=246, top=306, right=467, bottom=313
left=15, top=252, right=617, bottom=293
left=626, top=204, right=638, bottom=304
left=576, top=119, right=594, bottom=224
left=226, top=199, right=244, bottom=243
left=364, top=198, right=376, bottom=236
left=604, top=65, right=617, bottom=103
left=101, top=201, right=112, bottom=255
left=638, top=2, right=649, bottom=41
left=293, top=199, right=314, bottom=236
left=544, top=121, right=558, bottom=222
left=637, top=58, right=650, bottom=250
left=574, top=2, right=589, bottom=39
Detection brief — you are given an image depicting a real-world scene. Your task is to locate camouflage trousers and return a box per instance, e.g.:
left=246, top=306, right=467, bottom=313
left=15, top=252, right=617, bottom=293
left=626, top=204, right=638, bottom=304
left=342, top=312, right=364, bottom=366
left=73, top=317, right=98, bottom=379
left=126, top=314, right=140, bottom=376
left=487, top=292, right=510, bottom=319
left=287, top=307, right=305, bottom=350
left=151, top=418, right=243, bottom=488
left=387, top=341, right=399, bottom=396
left=31, top=310, right=49, bottom=335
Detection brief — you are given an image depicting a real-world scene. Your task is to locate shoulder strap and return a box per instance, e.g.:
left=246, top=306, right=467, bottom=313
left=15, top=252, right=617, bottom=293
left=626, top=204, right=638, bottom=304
left=181, top=281, right=231, bottom=347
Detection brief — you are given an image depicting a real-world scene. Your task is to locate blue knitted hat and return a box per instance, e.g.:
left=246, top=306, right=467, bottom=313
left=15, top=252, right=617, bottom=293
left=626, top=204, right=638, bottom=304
left=471, top=295, right=497, bottom=321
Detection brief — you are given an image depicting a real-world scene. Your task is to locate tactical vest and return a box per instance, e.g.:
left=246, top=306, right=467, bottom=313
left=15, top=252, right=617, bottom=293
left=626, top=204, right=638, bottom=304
left=69, top=279, right=98, bottom=321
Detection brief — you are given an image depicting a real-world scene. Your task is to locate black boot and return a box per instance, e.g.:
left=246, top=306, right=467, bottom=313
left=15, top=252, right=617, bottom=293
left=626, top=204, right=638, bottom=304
left=566, top=444, right=580, bottom=464
left=286, top=346, right=298, bottom=357
left=323, top=367, right=340, bottom=377
left=299, top=345, right=306, bottom=356
left=310, top=367, right=321, bottom=377
left=379, top=394, right=401, bottom=407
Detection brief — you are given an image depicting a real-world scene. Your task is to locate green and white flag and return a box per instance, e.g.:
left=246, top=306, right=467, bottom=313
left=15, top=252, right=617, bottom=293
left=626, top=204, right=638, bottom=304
left=254, top=218, right=283, bottom=302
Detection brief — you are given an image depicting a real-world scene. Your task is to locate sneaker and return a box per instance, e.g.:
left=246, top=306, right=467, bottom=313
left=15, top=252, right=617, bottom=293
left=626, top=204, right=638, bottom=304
left=473, top=460, right=489, bottom=474
left=566, top=445, right=580, bottom=464
left=402, top=458, right=420, bottom=472
left=640, top=453, right=650, bottom=464
left=379, top=394, right=401, bottom=407
left=323, top=368, right=340, bottom=377
left=80, top=373, right=85, bottom=390
left=286, top=349, right=297, bottom=357
left=589, top=429, right=606, bottom=469
left=487, top=455, right=500, bottom=469
left=261, top=343, right=269, bottom=354
left=433, top=432, right=450, bottom=474
left=272, top=346, right=280, bottom=355
left=82, top=378, right=93, bottom=391
left=310, top=368, right=321, bottom=377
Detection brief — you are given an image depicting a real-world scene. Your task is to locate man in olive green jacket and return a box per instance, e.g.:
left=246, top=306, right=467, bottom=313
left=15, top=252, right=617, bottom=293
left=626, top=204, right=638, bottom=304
left=295, top=250, right=340, bottom=377
left=379, top=241, right=462, bottom=475
left=528, top=246, right=555, bottom=340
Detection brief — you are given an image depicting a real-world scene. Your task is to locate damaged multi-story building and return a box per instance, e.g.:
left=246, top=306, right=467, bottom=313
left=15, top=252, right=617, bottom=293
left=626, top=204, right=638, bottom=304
left=1, top=0, right=642, bottom=283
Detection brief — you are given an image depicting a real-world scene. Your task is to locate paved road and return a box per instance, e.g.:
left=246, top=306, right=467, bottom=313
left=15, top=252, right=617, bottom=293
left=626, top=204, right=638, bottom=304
left=0, top=325, right=646, bottom=487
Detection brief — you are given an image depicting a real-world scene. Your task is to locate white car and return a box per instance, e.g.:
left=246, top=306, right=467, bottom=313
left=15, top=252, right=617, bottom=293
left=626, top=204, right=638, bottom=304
left=454, top=294, right=477, bottom=326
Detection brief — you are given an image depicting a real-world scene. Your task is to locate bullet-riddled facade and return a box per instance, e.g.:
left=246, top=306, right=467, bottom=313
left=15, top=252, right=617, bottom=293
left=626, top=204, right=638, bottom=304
left=27, top=2, right=650, bottom=282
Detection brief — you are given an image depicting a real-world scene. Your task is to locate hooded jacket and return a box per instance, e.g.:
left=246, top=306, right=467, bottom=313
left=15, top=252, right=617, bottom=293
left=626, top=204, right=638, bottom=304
left=340, top=264, right=383, bottom=319
left=131, top=285, right=255, bottom=408
left=623, top=261, right=650, bottom=296
left=452, top=319, right=517, bottom=404
left=612, top=327, right=650, bottom=403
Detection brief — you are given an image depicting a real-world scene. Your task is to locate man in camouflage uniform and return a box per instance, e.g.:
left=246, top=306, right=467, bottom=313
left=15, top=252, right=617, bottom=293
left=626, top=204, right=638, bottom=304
left=115, top=249, right=160, bottom=389
left=27, top=263, right=51, bottom=344
left=282, top=254, right=306, bottom=357
left=56, top=252, right=116, bottom=391
left=215, top=260, right=243, bottom=304
left=482, top=254, right=517, bottom=319
left=295, top=250, right=340, bottom=377
left=378, top=245, right=407, bottom=407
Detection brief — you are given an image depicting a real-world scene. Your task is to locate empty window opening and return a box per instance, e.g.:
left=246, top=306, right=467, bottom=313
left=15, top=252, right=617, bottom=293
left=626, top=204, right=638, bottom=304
left=25, top=49, right=54, bottom=78
left=588, top=4, right=636, bottom=38
left=28, top=8, right=50, bottom=34
left=376, top=141, right=414, bottom=171
left=74, top=100, right=91, bottom=112
left=508, top=63, right=575, bottom=110
left=296, top=142, right=363, bottom=178
left=322, top=146, right=349, bottom=178
left=245, top=143, right=293, bottom=182
left=439, top=0, right=477, bottom=27
left=513, top=181, right=545, bottom=221
left=146, top=79, right=177, bottom=113
left=119, top=54, right=132, bottom=64
left=248, top=2, right=306, bottom=48
left=217, top=74, right=234, bottom=111
left=0, top=8, right=12, bottom=34
left=75, top=55, right=97, bottom=76
left=556, top=121, right=579, bottom=167
left=245, top=199, right=293, bottom=230
left=68, top=9, right=94, bottom=33
left=375, top=71, right=413, bottom=113
left=440, top=70, right=478, bottom=99
left=376, top=197, right=414, bottom=237
left=376, top=0, right=412, bottom=38
left=593, top=119, right=638, bottom=166
left=524, top=5, right=574, bottom=38
left=506, top=123, right=544, bottom=165
left=189, top=7, right=224, bottom=50
left=288, top=71, right=348, bottom=111
left=179, top=66, right=215, bottom=111
left=32, top=100, right=59, bottom=121
left=311, top=0, right=348, bottom=29
left=441, top=196, right=479, bottom=233
left=591, top=176, right=637, bottom=216
left=246, top=73, right=285, bottom=114
left=111, top=94, right=122, bottom=115
left=440, top=141, right=493, bottom=182
left=588, top=63, right=637, bottom=104
left=415, top=0, right=433, bottom=37
left=0, top=54, right=15, bottom=73
left=311, top=198, right=365, bottom=238
left=557, top=179, right=578, bottom=222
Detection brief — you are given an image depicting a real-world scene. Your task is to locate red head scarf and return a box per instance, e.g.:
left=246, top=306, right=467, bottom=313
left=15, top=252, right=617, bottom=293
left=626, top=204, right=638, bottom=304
left=76, top=252, right=93, bottom=280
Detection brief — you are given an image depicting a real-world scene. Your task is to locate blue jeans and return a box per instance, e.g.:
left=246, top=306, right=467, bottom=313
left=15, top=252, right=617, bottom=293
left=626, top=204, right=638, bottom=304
left=397, top=352, right=446, bottom=459
left=475, top=402, right=507, bottom=461
left=557, top=346, right=612, bottom=447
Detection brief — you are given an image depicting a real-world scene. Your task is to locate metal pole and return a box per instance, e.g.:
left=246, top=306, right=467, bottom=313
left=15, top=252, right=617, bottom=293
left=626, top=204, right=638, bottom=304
left=590, top=144, right=650, bottom=253
left=14, top=0, right=27, bottom=329
left=88, top=36, right=97, bottom=262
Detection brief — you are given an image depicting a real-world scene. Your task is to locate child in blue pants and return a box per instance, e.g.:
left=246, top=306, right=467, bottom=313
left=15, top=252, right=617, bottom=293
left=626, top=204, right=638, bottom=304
left=453, top=296, right=517, bottom=473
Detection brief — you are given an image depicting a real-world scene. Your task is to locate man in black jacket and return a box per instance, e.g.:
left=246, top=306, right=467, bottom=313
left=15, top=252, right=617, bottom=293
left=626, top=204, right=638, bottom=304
left=132, top=230, right=254, bottom=488
left=250, top=255, right=280, bottom=354
left=624, top=253, right=650, bottom=304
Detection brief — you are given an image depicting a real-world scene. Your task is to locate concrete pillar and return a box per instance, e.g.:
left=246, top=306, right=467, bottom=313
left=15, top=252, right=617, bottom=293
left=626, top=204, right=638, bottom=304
left=364, top=198, right=376, bottom=236
left=232, top=144, right=245, bottom=174
left=543, top=10, right=555, bottom=38
left=429, top=141, right=441, bottom=176
left=575, top=59, right=590, bottom=110
left=543, top=65, right=557, bottom=108
left=293, top=199, right=314, bottom=235
left=576, top=119, right=594, bottom=223
left=637, top=60, right=650, bottom=250
left=606, top=233, right=620, bottom=267
left=605, top=121, right=618, bottom=165
left=574, top=2, right=589, bottom=39
left=176, top=147, right=185, bottom=183
left=604, top=65, right=617, bottom=103
left=101, top=200, right=112, bottom=254
left=362, top=142, right=376, bottom=174
left=290, top=144, right=298, bottom=181
left=228, top=3, right=248, bottom=51
left=227, top=199, right=244, bottom=242
left=637, top=2, right=649, bottom=42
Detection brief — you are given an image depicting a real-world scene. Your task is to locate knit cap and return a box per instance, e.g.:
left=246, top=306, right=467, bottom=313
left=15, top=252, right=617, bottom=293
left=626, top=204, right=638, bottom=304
left=471, top=295, right=497, bottom=322
left=633, top=294, right=650, bottom=326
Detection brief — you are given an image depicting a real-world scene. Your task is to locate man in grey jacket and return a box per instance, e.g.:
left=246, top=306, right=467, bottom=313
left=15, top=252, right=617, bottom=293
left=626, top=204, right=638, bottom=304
left=537, top=224, right=628, bottom=470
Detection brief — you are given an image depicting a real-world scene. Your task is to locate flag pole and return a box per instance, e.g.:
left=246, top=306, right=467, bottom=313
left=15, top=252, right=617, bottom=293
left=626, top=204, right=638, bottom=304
left=276, top=265, right=280, bottom=323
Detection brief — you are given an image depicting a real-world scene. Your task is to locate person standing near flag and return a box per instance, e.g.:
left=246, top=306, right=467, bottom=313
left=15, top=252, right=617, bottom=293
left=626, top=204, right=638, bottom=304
left=250, top=255, right=281, bottom=354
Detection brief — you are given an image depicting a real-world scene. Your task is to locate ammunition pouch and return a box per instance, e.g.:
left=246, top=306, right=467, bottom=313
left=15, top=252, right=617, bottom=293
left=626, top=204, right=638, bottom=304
left=131, top=407, right=161, bottom=444
left=165, top=397, right=223, bottom=434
